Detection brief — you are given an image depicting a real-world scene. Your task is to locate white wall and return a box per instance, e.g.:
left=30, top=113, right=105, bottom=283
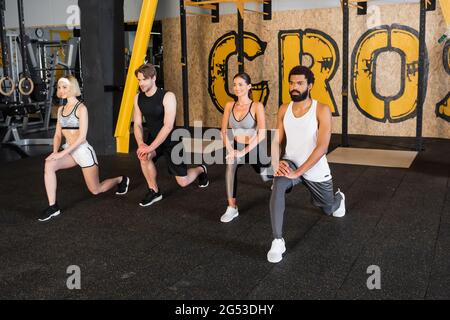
left=4, top=0, right=421, bottom=28
left=3, top=0, right=157, bottom=28
left=154, top=0, right=421, bottom=19
left=125, top=0, right=172, bottom=22
left=5, top=0, right=78, bottom=28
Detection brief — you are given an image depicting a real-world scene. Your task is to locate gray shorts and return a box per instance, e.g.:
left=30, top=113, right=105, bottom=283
left=283, top=159, right=341, bottom=215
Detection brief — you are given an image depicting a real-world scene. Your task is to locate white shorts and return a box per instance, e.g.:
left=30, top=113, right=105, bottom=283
left=63, top=142, right=98, bottom=168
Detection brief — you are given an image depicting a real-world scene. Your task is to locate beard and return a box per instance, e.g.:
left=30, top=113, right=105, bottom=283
left=290, top=89, right=309, bottom=102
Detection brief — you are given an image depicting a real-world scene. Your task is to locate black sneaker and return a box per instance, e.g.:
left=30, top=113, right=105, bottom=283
left=198, top=165, right=209, bottom=188
left=116, top=176, right=130, bottom=195
left=139, top=189, right=163, bottom=207
left=38, top=203, right=61, bottom=222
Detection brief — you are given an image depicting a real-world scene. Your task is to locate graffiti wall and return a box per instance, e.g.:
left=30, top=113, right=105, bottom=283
left=163, top=3, right=449, bottom=138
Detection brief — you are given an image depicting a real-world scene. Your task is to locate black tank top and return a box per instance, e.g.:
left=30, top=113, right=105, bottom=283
left=138, top=88, right=172, bottom=145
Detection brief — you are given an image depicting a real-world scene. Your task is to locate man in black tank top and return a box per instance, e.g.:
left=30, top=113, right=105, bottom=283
left=133, top=64, right=209, bottom=207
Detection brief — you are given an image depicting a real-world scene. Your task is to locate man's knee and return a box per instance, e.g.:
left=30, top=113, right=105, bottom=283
left=321, top=206, right=333, bottom=216
left=272, top=177, right=292, bottom=193
left=140, top=157, right=156, bottom=167
left=139, top=157, right=149, bottom=166
left=175, top=176, right=189, bottom=187
left=139, top=151, right=156, bottom=162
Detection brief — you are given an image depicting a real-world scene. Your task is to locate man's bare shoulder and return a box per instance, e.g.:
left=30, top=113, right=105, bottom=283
left=278, top=103, right=289, bottom=115
left=316, top=102, right=332, bottom=115
left=163, top=91, right=176, bottom=100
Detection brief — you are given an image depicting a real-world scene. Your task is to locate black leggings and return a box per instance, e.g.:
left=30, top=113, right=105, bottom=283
left=226, top=141, right=272, bottom=199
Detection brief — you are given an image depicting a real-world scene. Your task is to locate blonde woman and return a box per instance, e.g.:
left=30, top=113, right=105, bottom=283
left=39, top=76, right=129, bottom=222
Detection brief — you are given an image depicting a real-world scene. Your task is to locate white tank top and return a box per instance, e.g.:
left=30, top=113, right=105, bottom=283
left=283, top=100, right=331, bottom=182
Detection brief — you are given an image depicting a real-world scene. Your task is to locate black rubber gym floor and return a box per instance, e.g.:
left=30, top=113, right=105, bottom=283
left=1, top=134, right=450, bottom=299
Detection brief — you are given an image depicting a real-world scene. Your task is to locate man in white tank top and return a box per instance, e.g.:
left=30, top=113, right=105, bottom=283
left=267, top=66, right=346, bottom=263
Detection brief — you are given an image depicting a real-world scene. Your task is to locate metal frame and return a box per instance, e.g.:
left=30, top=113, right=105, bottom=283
left=180, top=0, right=190, bottom=128
left=416, top=0, right=428, bottom=151
left=237, top=9, right=244, bottom=73
left=0, top=0, right=10, bottom=79
left=1, top=56, right=56, bottom=148
left=342, top=0, right=349, bottom=147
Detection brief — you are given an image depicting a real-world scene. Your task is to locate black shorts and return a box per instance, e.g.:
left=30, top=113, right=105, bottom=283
left=147, top=138, right=188, bottom=177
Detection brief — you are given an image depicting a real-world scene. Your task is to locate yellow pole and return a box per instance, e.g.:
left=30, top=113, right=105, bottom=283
left=439, top=0, right=450, bottom=26
left=115, top=0, right=158, bottom=153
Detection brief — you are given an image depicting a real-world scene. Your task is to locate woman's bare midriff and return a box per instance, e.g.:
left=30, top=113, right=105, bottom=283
left=234, top=135, right=255, bottom=145
left=62, top=129, right=81, bottom=145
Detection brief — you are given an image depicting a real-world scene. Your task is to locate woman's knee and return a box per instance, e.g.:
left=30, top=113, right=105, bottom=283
left=88, top=186, right=101, bottom=195
left=225, top=163, right=236, bottom=175
left=44, top=160, right=57, bottom=174
left=86, top=181, right=101, bottom=195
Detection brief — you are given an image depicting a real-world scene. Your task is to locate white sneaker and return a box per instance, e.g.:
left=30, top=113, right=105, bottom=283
left=333, top=189, right=346, bottom=217
left=267, top=238, right=286, bottom=263
left=220, top=206, right=239, bottom=223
